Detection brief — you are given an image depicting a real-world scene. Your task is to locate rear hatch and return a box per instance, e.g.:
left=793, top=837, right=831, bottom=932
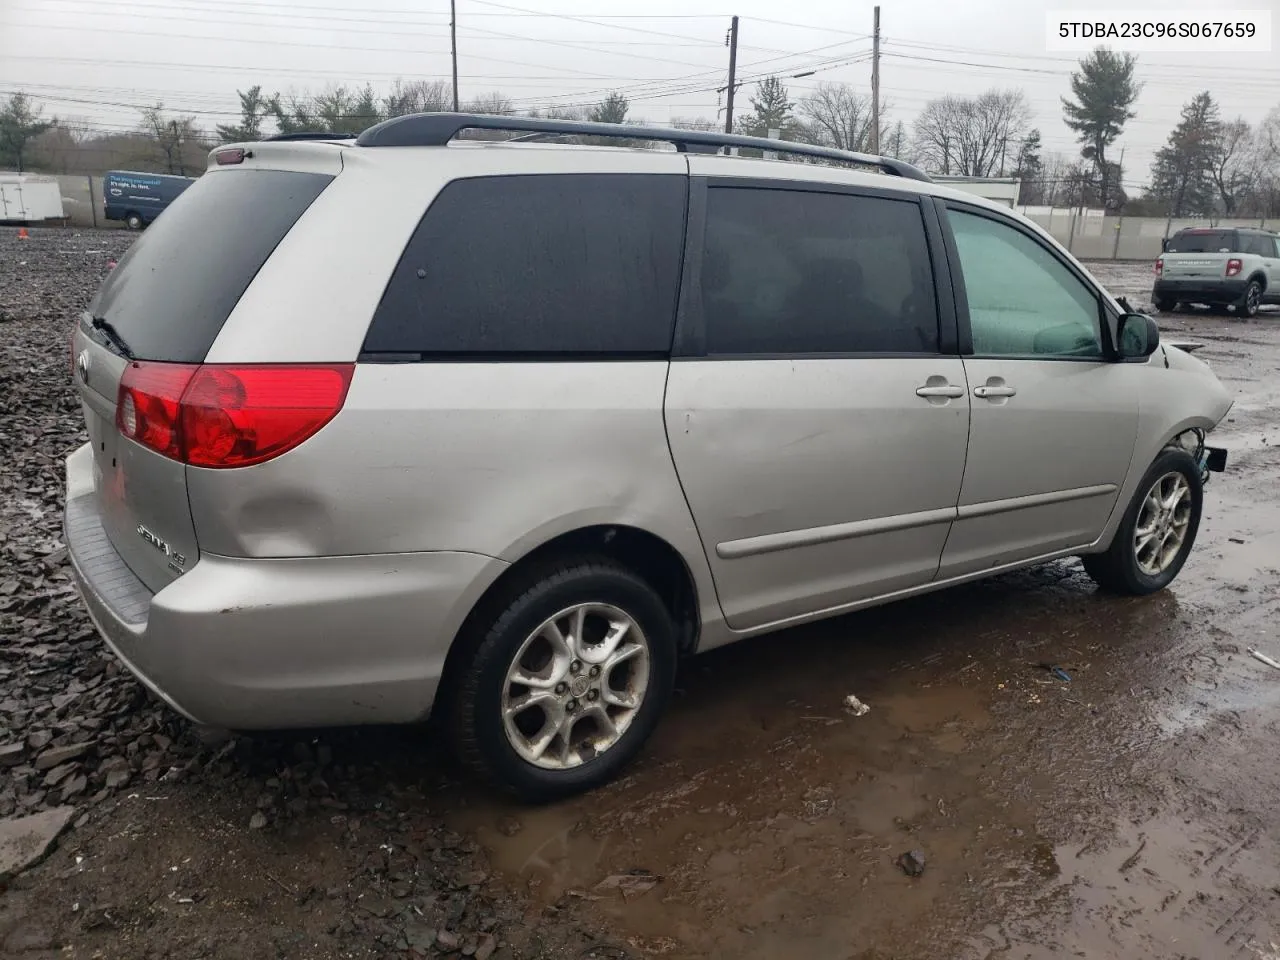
left=72, top=160, right=336, bottom=591
left=1161, top=229, right=1237, bottom=280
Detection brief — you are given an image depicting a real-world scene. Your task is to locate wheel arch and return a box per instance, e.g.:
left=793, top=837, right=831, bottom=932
left=437, top=524, right=704, bottom=715
left=1093, top=407, right=1225, bottom=556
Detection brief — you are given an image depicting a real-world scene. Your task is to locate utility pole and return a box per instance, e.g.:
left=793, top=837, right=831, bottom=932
left=724, top=15, right=739, bottom=134
left=450, top=0, right=460, bottom=112
left=870, top=6, right=881, bottom=154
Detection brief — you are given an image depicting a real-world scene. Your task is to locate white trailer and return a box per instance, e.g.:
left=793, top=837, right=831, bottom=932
left=0, top=173, right=66, bottom=223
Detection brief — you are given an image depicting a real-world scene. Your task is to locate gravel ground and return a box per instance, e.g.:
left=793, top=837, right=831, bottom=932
left=2, top=229, right=1278, bottom=960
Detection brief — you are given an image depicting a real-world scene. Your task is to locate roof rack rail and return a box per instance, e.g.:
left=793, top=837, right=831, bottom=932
left=262, top=131, right=355, bottom=142
left=354, top=112, right=933, bottom=183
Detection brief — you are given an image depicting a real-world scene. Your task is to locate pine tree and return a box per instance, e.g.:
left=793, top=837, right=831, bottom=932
left=215, top=86, right=269, bottom=143
left=1149, top=92, right=1221, bottom=217
left=0, top=93, right=54, bottom=172
left=741, top=77, right=794, bottom=138
left=1062, top=47, right=1141, bottom=210
left=1011, top=129, right=1043, bottom=203
left=589, top=92, right=629, bottom=124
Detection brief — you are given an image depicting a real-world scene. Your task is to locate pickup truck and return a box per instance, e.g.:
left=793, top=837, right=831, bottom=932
left=1153, top=227, right=1280, bottom=318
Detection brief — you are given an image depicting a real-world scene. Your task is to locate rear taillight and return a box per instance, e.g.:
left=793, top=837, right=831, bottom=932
left=116, top=363, right=353, bottom=468
left=1155, top=258, right=1163, bottom=276
left=1226, top=258, right=1243, bottom=277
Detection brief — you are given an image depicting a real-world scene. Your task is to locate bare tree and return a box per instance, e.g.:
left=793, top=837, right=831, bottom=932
left=140, top=104, right=201, bottom=175
left=383, top=79, right=453, bottom=118
left=1035, top=151, right=1071, bottom=206
left=797, top=82, right=881, bottom=152
left=1208, top=118, right=1257, bottom=216
left=29, top=118, right=92, bottom=173
left=465, top=92, right=515, bottom=116
left=530, top=105, right=589, bottom=121
left=882, top=120, right=909, bottom=161
left=913, top=89, right=1029, bottom=178
left=912, top=96, right=959, bottom=174
left=670, top=116, right=719, bottom=132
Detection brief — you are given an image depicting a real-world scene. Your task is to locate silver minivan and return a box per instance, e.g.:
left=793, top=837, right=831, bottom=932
left=65, top=115, right=1232, bottom=799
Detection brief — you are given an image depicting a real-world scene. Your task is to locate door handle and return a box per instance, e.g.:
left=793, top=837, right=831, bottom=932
left=973, top=385, right=1017, bottom=399
left=915, top=383, right=966, bottom=399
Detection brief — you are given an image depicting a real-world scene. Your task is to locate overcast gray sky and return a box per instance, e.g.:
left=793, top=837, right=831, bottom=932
left=2, top=0, right=1278, bottom=188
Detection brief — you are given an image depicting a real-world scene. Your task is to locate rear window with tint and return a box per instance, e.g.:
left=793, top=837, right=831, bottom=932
left=90, top=169, right=333, bottom=362
left=1166, top=230, right=1236, bottom=253
left=362, top=174, right=687, bottom=357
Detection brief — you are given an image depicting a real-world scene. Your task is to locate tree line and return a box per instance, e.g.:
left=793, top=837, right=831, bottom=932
left=2, top=46, right=1278, bottom=218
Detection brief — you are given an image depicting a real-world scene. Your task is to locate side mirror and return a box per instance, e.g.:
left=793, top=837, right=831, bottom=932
left=1116, top=313, right=1160, bottom=359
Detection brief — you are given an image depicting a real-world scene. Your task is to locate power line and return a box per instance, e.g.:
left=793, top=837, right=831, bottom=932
left=742, top=16, right=870, bottom=38
left=882, top=35, right=1280, bottom=77
left=2, top=19, right=721, bottom=72
left=465, top=0, right=728, bottom=46
left=22, top=0, right=731, bottom=22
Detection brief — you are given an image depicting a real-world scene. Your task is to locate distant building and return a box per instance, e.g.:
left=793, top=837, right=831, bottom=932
left=932, top=176, right=1021, bottom=208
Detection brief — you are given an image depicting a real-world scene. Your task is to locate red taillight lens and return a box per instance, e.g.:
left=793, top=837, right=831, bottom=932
left=181, top=365, right=353, bottom=467
left=116, top=363, right=353, bottom=468
left=1226, top=258, right=1243, bottom=277
left=1154, top=258, right=1163, bottom=276
left=117, top=362, right=197, bottom=460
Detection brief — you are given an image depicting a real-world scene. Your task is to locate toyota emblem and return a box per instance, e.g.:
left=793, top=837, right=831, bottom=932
left=76, top=349, right=91, bottom=384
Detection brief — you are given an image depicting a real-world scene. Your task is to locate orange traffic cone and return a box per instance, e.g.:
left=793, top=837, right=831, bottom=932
left=16, top=227, right=29, bottom=240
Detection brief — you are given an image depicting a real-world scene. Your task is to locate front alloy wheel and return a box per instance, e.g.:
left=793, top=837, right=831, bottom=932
left=1132, top=472, right=1193, bottom=577
left=1080, top=448, right=1203, bottom=595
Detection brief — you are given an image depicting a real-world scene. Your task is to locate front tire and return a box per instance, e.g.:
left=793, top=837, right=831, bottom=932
left=449, top=558, right=677, bottom=801
left=1081, top=449, right=1202, bottom=595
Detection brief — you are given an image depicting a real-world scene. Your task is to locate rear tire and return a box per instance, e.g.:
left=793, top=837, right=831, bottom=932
left=125, top=212, right=144, bottom=231
left=449, top=557, right=677, bottom=801
left=1081, top=449, right=1202, bottom=595
left=1233, top=279, right=1263, bottom=319
left=1153, top=297, right=1176, bottom=313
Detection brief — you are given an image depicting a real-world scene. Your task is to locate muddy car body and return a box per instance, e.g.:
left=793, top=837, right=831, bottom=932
left=64, top=115, right=1233, bottom=799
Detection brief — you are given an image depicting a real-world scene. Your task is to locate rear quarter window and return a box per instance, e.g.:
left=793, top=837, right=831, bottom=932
left=362, top=174, right=688, bottom=357
left=90, top=169, right=333, bottom=362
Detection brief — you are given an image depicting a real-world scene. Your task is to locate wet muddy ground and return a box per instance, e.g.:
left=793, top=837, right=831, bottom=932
left=1, top=234, right=1278, bottom=959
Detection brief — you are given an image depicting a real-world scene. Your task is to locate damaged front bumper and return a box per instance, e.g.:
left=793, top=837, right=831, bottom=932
left=1174, top=428, right=1227, bottom=483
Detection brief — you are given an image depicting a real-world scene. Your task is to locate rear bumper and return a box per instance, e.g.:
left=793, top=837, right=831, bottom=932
left=1153, top=278, right=1245, bottom=304
left=63, top=443, right=507, bottom=730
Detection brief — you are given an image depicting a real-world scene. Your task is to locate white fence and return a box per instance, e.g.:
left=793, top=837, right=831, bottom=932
left=1019, top=208, right=1280, bottom=261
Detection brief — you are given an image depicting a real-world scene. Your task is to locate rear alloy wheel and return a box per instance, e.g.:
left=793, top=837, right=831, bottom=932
left=125, top=212, right=143, bottom=231
left=1081, top=449, right=1202, bottom=595
left=1234, top=279, right=1263, bottom=319
left=450, top=558, right=677, bottom=800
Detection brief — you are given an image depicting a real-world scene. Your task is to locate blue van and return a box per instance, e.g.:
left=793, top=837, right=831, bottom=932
left=102, top=171, right=197, bottom=229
